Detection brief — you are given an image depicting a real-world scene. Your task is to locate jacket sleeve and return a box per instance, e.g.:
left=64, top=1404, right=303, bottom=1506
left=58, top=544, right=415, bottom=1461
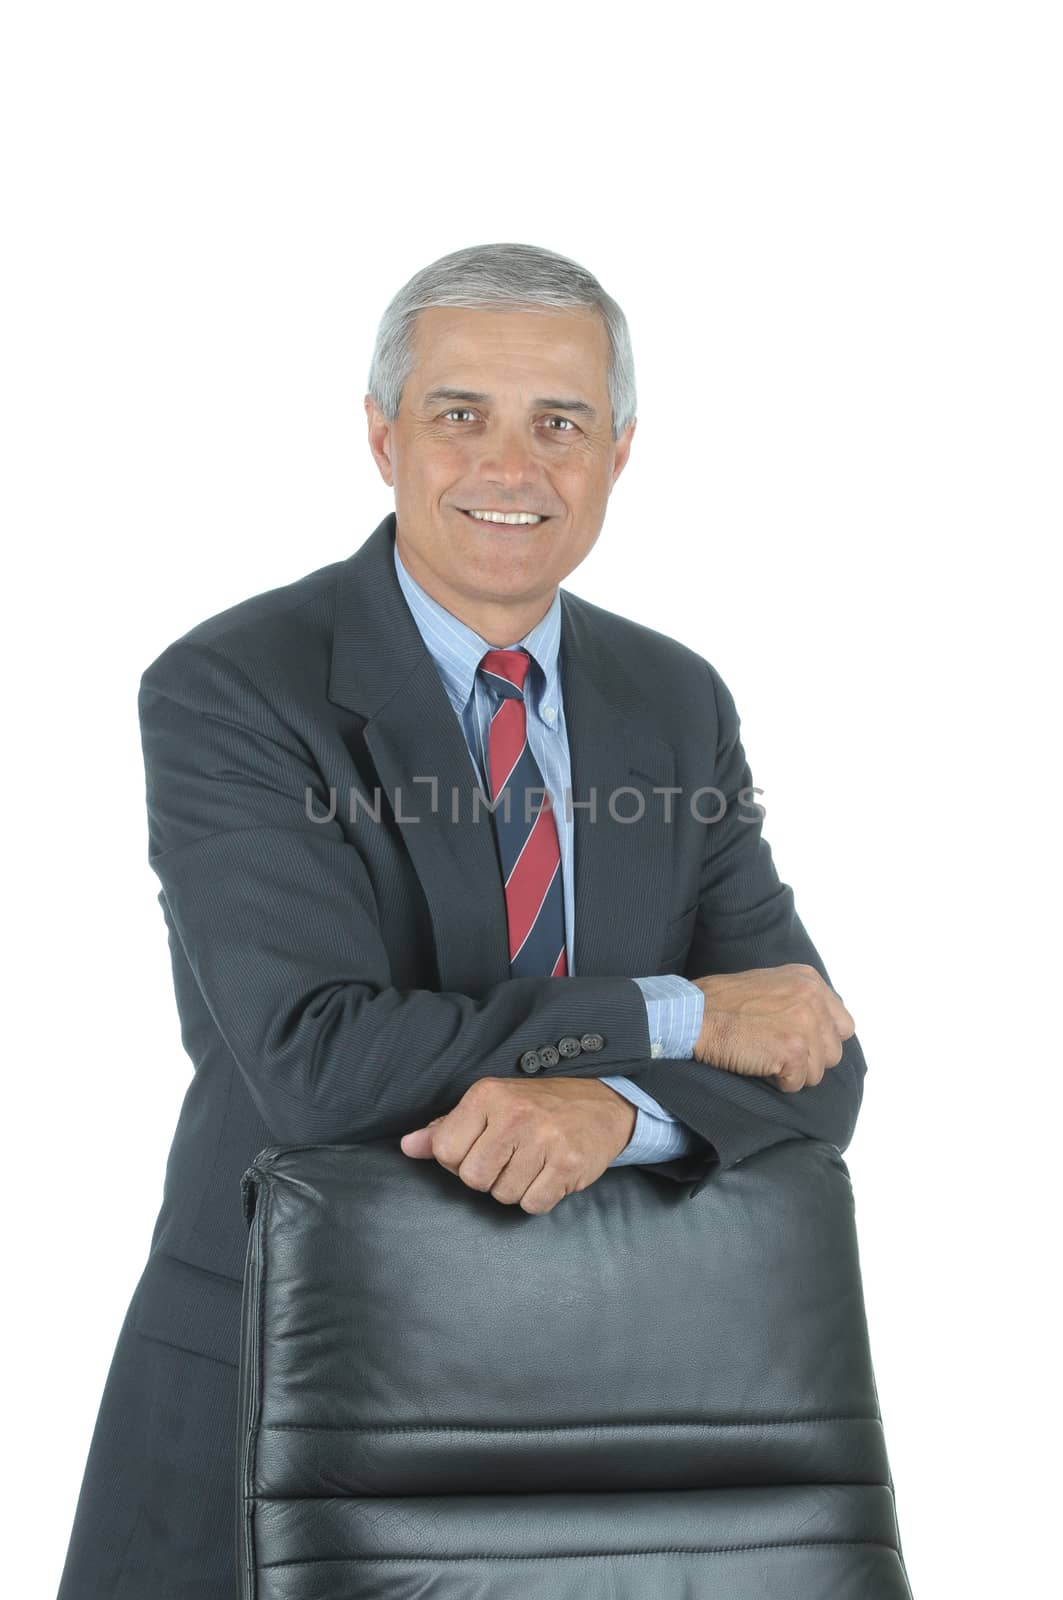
left=139, top=638, right=663, bottom=1149
left=612, top=657, right=869, bottom=1169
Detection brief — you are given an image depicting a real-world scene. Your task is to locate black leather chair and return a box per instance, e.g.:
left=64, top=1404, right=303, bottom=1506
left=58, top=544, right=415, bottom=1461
left=237, top=1138, right=914, bottom=1598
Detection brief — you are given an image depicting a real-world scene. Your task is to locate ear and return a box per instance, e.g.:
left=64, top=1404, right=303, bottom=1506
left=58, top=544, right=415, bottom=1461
left=610, top=417, right=637, bottom=488
left=365, top=394, right=396, bottom=487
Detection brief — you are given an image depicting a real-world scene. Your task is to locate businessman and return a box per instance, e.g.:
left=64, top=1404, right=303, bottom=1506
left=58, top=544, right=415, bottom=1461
left=57, top=240, right=864, bottom=1597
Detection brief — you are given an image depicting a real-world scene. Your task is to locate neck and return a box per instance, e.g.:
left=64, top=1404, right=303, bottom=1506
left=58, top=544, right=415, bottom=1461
left=395, top=534, right=555, bottom=647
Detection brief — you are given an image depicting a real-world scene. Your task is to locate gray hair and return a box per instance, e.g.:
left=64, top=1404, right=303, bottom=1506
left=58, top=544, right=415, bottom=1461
left=366, top=241, right=636, bottom=441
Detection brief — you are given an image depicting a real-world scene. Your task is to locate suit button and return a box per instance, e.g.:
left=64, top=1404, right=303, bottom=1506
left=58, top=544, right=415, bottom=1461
left=538, top=1044, right=560, bottom=1068
left=518, top=1050, right=543, bottom=1074
left=557, top=1036, right=582, bottom=1059
left=580, top=1033, right=605, bottom=1052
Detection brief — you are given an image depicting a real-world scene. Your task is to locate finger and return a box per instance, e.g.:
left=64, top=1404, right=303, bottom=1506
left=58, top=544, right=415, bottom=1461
left=822, top=985, right=855, bottom=1039
left=456, top=1121, right=532, bottom=1193
left=429, top=1102, right=489, bottom=1174
left=399, top=1127, right=439, bottom=1158
left=489, top=1142, right=549, bottom=1207
left=814, top=1013, right=846, bottom=1076
left=775, top=1067, right=805, bottom=1093
left=517, top=1162, right=569, bottom=1215
left=795, top=965, right=853, bottom=1041
left=775, top=1044, right=812, bottom=1093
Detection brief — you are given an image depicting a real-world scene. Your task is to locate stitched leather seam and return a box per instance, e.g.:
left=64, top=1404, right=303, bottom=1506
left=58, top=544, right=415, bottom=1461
left=250, top=1482, right=893, bottom=1501
left=261, top=1538, right=901, bottom=1568
left=260, top=1415, right=881, bottom=1434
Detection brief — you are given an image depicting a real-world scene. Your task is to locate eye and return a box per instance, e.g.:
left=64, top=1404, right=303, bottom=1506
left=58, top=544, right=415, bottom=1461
left=439, top=409, right=577, bottom=434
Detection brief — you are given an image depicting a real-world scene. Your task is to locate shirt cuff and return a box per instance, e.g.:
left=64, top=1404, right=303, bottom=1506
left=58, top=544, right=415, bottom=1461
left=598, top=978, right=706, bottom=1165
left=601, top=1081, right=701, bottom=1171
left=600, top=1076, right=696, bottom=1164
left=631, top=974, right=705, bottom=1060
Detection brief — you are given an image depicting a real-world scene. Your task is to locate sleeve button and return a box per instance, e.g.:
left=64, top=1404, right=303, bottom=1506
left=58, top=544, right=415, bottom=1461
left=518, top=1050, right=543, bottom=1074
left=557, top=1036, right=582, bottom=1058
left=580, top=1033, right=605, bottom=1052
left=537, top=1044, right=560, bottom=1068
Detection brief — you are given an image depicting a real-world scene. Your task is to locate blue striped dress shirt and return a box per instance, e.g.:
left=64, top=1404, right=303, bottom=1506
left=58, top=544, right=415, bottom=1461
left=392, top=538, right=704, bottom=1165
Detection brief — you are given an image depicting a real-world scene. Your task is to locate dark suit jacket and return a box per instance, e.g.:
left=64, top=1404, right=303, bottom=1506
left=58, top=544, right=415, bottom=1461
left=56, top=510, right=866, bottom=1597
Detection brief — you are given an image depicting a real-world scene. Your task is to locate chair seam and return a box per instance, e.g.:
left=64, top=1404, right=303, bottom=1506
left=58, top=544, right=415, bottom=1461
left=261, top=1537, right=903, bottom=1568
left=260, top=1415, right=882, bottom=1434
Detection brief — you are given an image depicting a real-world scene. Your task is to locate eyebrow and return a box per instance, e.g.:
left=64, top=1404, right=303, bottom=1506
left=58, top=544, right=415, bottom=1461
left=421, top=386, right=598, bottom=422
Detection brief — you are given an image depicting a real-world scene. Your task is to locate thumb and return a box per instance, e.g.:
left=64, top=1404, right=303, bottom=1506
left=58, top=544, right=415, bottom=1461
left=399, top=1118, right=444, bottom=1159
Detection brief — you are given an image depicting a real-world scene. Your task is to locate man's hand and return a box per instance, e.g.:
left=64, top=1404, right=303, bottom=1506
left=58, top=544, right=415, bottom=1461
left=692, top=963, right=855, bottom=1093
left=399, top=1076, right=637, bottom=1215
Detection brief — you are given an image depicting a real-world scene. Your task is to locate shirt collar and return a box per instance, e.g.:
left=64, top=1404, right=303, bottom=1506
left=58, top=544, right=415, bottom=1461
left=392, top=533, right=562, bottom=718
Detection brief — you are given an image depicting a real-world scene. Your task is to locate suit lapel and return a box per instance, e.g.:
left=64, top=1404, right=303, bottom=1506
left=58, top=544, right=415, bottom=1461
left=328, top=513, right=677, bottom=991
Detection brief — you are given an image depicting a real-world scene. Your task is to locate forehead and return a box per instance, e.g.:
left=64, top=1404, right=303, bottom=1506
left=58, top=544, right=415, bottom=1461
left=408, top=305, right=610, bottom=397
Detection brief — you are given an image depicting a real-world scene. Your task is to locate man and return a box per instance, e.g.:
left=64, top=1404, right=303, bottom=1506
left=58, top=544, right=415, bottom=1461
left=56, top=241, right=864, bottom=1597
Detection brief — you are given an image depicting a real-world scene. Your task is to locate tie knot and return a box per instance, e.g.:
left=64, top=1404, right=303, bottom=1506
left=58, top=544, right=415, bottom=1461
left=479, top=647, right=531, bottom=699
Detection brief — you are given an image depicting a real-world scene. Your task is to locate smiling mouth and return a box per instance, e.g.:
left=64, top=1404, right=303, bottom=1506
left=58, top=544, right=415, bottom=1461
left=457, top=508, right=551, bottom=526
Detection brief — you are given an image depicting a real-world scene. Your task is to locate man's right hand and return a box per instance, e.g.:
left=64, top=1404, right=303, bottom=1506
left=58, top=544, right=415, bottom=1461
left=691, top=964, right=855, bottom=1093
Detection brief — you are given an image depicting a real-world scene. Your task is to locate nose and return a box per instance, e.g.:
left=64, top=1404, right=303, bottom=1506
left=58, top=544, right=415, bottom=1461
left=473, top=420, right=543, bottom=496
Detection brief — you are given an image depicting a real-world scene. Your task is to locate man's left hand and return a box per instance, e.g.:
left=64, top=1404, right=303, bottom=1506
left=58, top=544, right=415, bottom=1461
left=399, top=1076, right=637, bottom=1214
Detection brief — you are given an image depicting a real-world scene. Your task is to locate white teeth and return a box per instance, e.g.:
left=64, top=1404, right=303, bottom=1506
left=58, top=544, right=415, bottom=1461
left=466, top=509, right=543, bottom=524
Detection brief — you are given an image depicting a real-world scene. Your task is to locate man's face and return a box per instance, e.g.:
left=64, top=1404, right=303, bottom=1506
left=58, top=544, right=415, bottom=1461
left=365, top=304, right=636, bottom=638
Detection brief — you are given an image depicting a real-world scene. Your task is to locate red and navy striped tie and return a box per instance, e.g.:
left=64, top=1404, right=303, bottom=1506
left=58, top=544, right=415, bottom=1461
left=478, top=647, right=568, bottom=980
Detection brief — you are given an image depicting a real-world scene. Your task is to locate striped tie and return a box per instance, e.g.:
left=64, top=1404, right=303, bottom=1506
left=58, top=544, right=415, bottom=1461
left=478, top=648, right=568, bottom=980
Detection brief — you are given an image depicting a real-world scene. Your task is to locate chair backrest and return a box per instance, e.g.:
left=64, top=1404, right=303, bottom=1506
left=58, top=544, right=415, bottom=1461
left=236, top=1136, right=913, bottom=1599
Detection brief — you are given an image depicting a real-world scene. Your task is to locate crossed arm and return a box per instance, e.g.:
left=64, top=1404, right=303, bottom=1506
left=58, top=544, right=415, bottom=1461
left=140, top=642, right=866, bottom=1213
left=401, top=958, right=857, bottom=1212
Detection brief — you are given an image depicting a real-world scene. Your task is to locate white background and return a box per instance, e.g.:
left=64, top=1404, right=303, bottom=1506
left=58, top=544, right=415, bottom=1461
left=3, top=5, right=1059, bottom=1595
